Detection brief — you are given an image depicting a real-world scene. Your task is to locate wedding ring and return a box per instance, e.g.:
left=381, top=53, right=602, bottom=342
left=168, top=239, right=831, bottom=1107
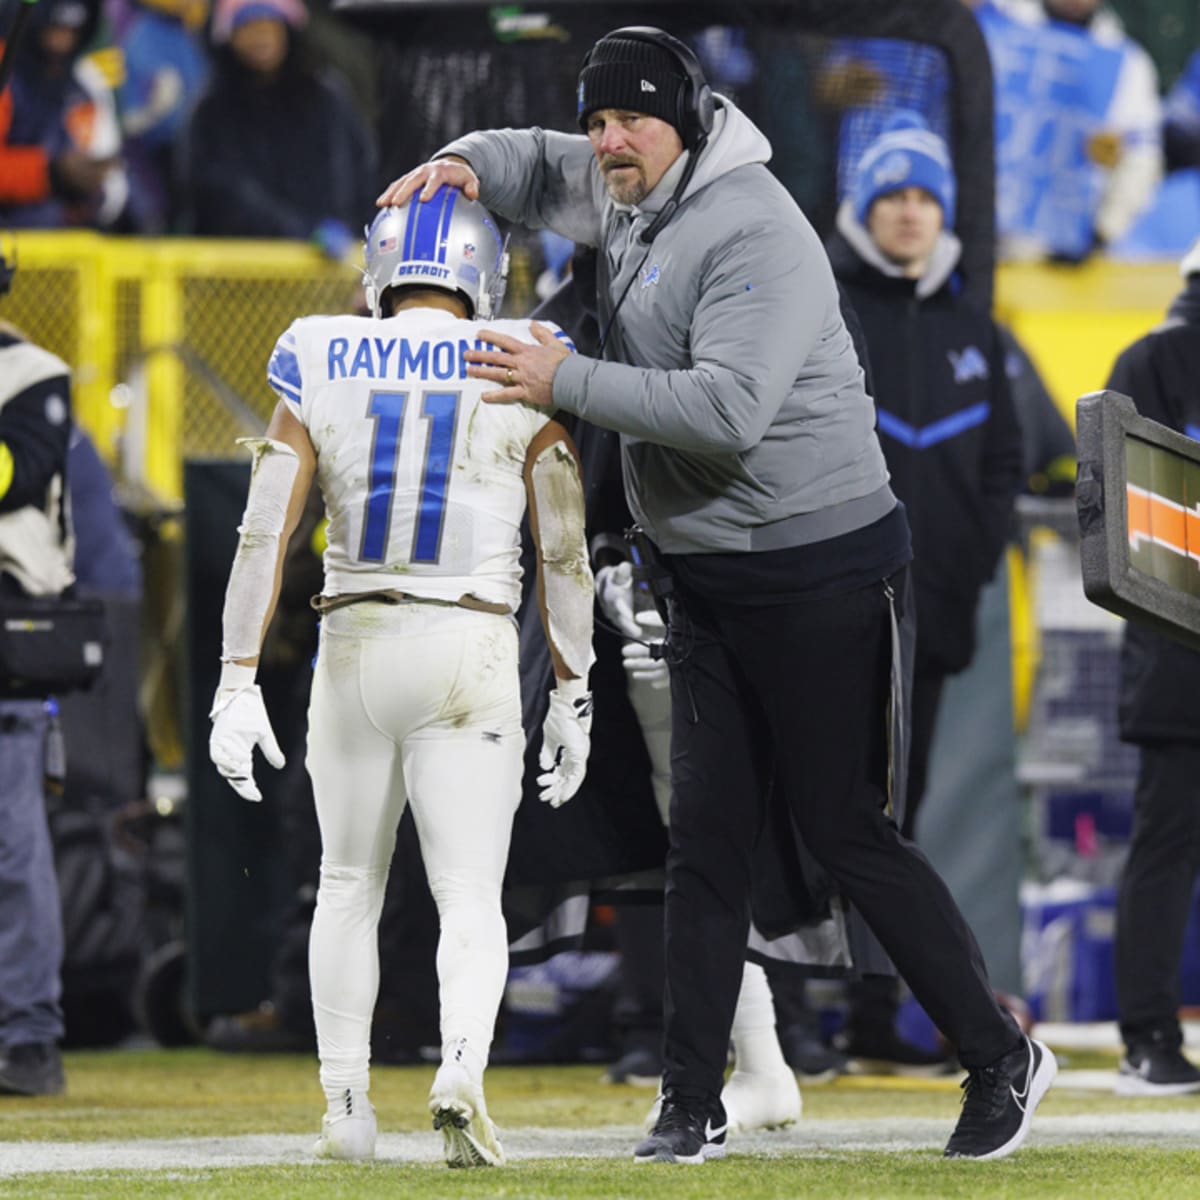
left=505, top=368, right=514, bottom=386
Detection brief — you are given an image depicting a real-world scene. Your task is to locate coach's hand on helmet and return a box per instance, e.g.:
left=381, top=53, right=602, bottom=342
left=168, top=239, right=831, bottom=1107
left=209, top=678, right=285, bottom=802
left=376, top=156, right=480, bottom=207
left=537, top=679, right=593, bottom=808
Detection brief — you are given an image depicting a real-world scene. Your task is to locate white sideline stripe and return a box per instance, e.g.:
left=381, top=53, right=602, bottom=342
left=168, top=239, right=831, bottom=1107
left=4, top=1113, right=1200, bottom=1176
left=1035, top=1021, right=1200, bottom=1052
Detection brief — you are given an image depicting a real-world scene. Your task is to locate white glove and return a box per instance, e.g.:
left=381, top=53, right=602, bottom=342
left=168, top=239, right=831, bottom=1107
left=209, top=666, right=285, bottom=802
left=622, top=609, right=670, bottom=690
left=537, top=680, right=593, bottom=808
left=594, top=562, right=641, bottom=639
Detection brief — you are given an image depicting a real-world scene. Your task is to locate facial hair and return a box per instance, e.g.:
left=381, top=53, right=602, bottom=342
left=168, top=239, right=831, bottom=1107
left=601, top=157, right=648, bottom=206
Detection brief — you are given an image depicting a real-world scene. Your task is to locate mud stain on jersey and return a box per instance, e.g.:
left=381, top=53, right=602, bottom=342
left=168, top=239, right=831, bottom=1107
left=464, top=402, right=527, bottom=471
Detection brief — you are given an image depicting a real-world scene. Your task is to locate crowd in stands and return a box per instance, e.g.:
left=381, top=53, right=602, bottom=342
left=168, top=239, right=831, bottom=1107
left=0, top=0, right=377, bottom=255
left=0, top=0, right=1198, bottom=263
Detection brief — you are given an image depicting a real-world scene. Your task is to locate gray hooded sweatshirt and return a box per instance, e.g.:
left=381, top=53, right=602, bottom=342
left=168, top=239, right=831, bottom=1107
left=441, top=98, right=894, bottom=555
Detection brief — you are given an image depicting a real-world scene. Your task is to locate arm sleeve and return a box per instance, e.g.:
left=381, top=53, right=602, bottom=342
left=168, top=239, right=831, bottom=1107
left=437, top=127, right=604, bottom=247
left=551, top=220, right=829, bottom=454
left=998, top=325, right=1076, bottom=480
left=976, top=325, right=1026, bottom=574
left=0, top=377, right=72, bottom=513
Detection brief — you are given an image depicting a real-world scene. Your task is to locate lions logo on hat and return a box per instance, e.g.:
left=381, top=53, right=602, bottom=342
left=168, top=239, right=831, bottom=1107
left=873, top=153, right=913, bottom=190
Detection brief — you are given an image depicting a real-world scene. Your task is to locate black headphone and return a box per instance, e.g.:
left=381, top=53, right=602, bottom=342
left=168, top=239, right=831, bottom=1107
left=581, top=25, right=715, bottom=153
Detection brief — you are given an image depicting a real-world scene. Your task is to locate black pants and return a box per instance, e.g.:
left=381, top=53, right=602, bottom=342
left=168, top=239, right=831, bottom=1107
left=900, top=670, right=946, bottom=841
left=662, top=570, right=1017, bottom=1098
left=846, top=667, right=946, bottom=1036
left=1115, top=743, right=1200, bottom=1046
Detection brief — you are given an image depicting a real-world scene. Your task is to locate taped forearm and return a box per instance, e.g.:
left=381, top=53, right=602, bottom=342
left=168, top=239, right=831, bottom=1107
left=531, top=441, right=594, bottom=679
left=221, top=437, right=299, bottom=662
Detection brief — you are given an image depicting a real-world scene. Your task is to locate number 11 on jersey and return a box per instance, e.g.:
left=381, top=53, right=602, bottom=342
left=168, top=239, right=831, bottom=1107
left=360, top=389, right=460, bottom=565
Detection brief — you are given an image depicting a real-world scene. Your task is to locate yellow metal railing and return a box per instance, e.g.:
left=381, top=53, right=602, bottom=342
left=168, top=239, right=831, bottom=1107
left=5, top=232, right=1181, bottom=495
left=2, top=232, right=362, bottom=500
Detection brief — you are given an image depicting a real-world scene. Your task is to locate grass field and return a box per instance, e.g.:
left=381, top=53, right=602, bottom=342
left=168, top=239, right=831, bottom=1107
left=2, top=1045, right=1199, bottom=1199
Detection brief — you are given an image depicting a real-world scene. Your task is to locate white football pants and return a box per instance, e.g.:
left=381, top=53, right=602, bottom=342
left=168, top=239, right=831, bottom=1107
left=306, top=601, right=523, bottom=1097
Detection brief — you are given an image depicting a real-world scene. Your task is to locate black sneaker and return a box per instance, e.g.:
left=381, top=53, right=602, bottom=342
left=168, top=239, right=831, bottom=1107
left=944, top=1035, right=1056, bottom=1160
left=0, top=1042, right=65, bottom=1097
left=1116, top=1036, right=1200, bottom=1096
left=633, top=1090, right=727, bottom=1164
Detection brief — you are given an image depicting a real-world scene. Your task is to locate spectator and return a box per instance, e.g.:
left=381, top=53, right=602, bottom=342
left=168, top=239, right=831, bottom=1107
left=181, top=0, right=375, bottom=259
left=114, top=0, right=210, bottom=232
left=0, top=269, right=75, bottom=1096
left=1106, top=237, right=1200, bottom=1098
left=0, top=0, right=129, bottom=229
left=975, top=0, right=1162, bottom=261
left=827, top=110, right=1024, bottom=1071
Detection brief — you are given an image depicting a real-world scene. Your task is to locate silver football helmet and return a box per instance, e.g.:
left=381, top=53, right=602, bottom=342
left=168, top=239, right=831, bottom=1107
left=362, top=186, right=509, bottom=320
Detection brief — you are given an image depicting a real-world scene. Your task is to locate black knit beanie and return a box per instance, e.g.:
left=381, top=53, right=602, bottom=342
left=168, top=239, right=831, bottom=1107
left=576, top=33, right=688, bottom=135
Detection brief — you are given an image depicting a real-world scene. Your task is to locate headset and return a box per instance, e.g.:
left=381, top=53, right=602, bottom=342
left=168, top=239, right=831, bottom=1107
left=580, top=25, right=715, bottom=154
left=584, top=27, right=713, bottom=262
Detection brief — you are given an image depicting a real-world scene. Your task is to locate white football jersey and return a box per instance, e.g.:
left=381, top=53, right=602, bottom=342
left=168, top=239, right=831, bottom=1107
left=267, top=308, right=575, bottom=611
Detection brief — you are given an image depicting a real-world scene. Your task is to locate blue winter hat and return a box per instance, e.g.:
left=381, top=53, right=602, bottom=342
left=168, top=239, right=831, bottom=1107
left=851, top=110, right=956, bottom=230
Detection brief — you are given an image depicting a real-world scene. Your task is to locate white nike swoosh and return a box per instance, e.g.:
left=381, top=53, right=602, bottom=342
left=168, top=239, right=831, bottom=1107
left=1010, top=1040, right=1034, bottom=1111
left=705, top=1120, right=727, bottom=1140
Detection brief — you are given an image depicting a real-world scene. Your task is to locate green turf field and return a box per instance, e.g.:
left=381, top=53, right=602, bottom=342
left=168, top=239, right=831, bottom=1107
left=2, top=1047, right=1199, bottom=1199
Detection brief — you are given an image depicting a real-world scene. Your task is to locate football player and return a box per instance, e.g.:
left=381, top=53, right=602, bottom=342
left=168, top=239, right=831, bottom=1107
left=208, top=187, right=594, bottom=1167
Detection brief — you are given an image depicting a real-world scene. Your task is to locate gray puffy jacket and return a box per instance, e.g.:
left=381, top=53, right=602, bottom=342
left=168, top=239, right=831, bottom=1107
left=441, top=98, right=893, bottom=554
